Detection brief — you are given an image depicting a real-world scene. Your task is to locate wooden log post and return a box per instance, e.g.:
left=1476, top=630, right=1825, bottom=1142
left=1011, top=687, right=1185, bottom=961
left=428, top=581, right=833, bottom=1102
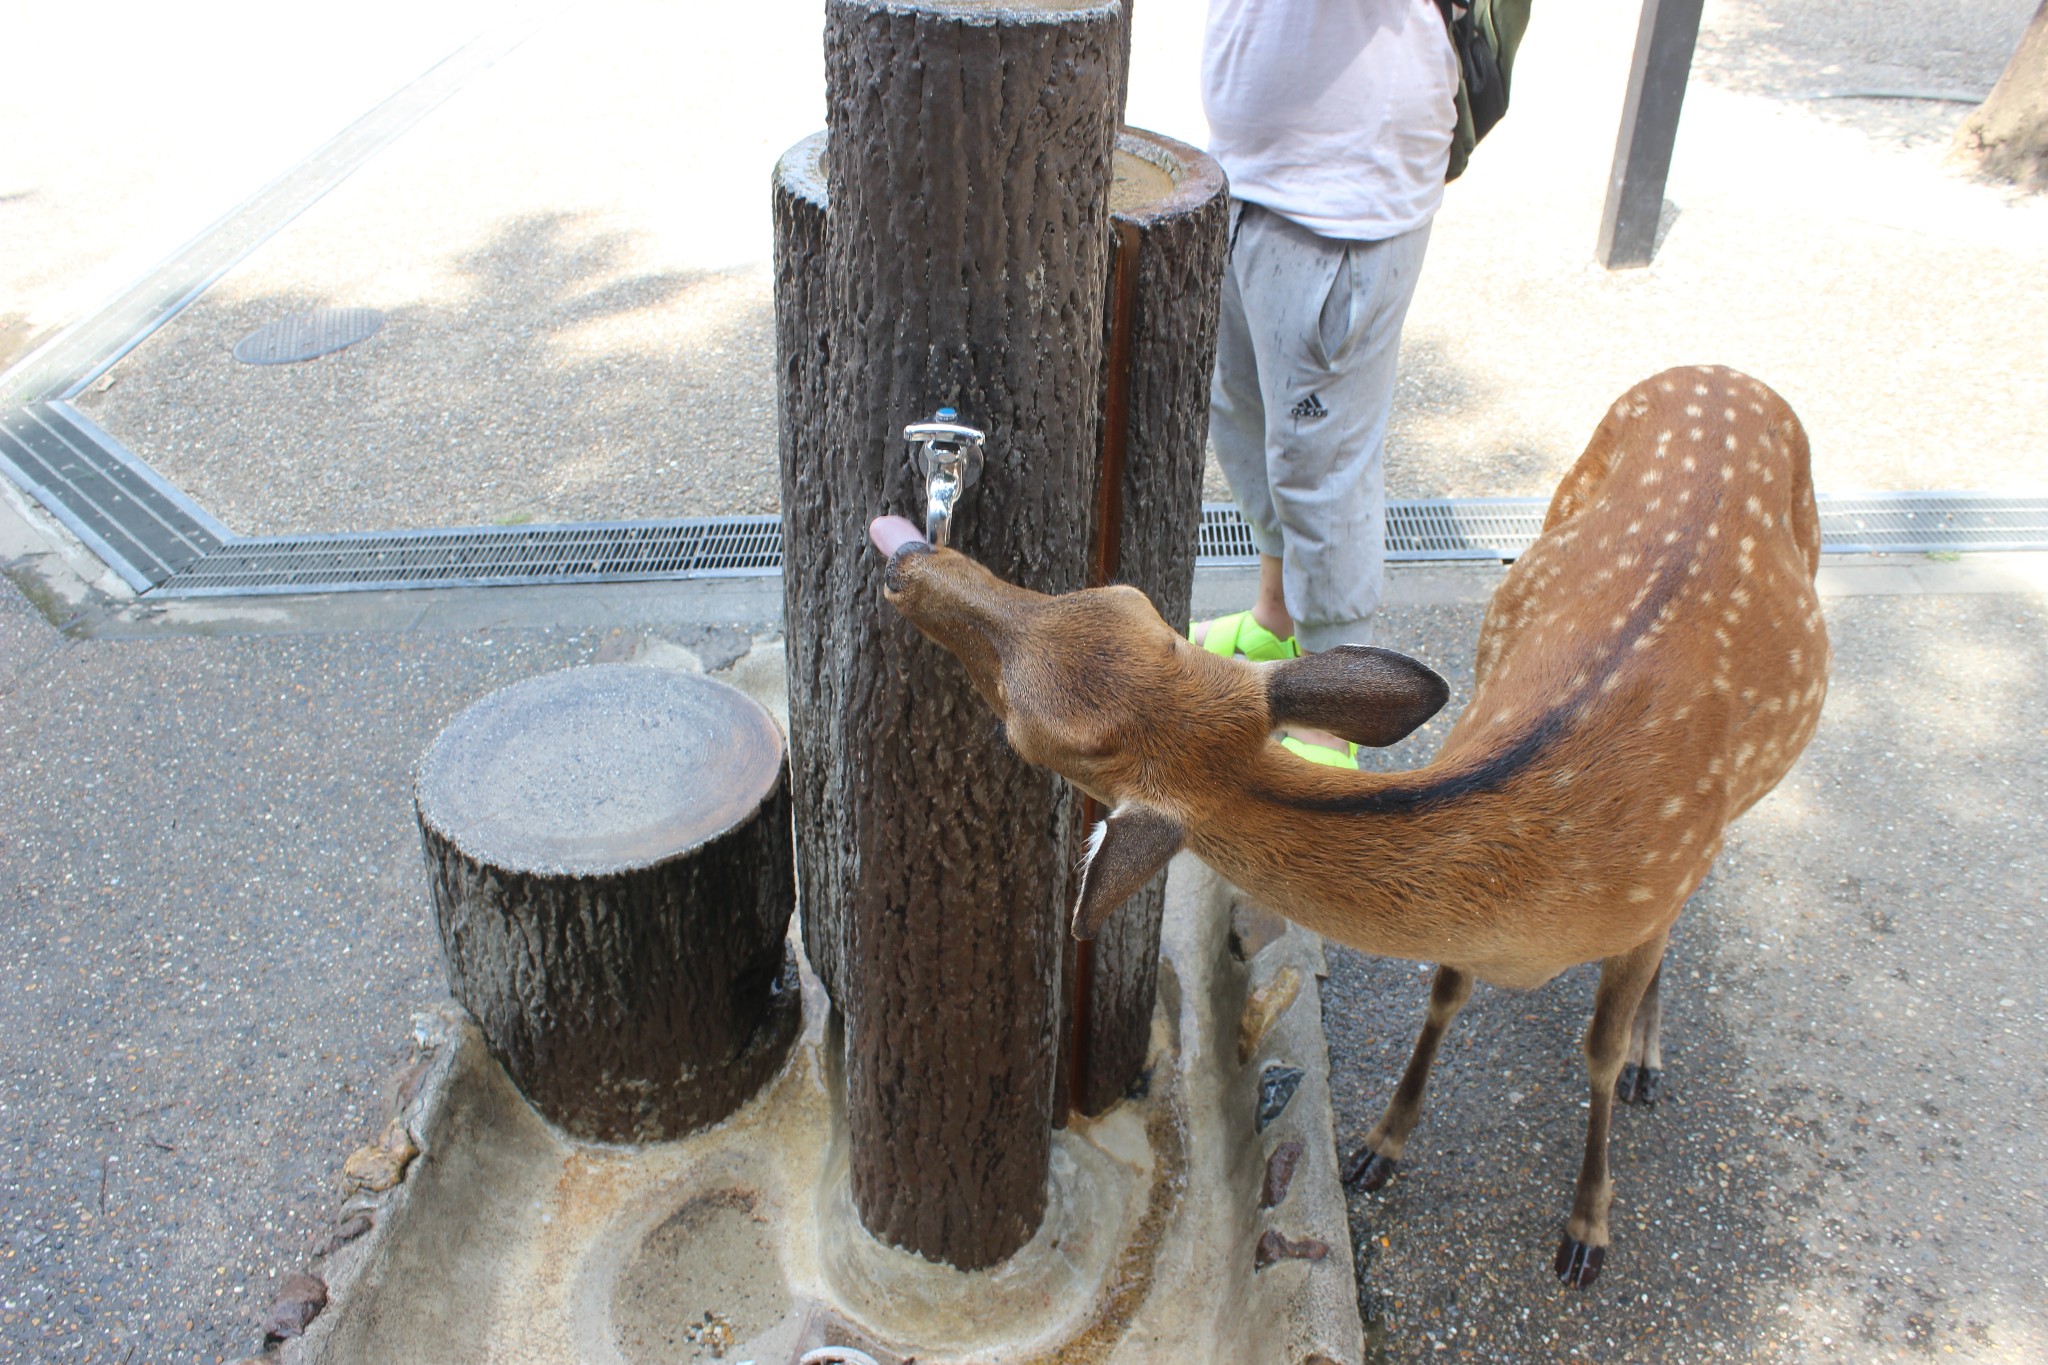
left=415, top=665, right=799, bottom=1144
left=772, top=132, right=847, bottom=1008
left=777, top=0, right=1122, bottom=1271
left=1067, top=128, right=1229, bottom=1116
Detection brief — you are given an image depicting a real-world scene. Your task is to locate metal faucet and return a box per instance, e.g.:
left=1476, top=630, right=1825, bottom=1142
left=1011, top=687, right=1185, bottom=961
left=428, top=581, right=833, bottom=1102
left=903, top=409, right=985, bottom=549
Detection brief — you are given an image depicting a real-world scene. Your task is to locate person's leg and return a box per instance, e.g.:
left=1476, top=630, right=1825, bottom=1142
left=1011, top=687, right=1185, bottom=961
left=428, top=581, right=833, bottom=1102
left=1235, top=213, right=1433, bottom=654
left=1203, top=201, right=1294, bottom=644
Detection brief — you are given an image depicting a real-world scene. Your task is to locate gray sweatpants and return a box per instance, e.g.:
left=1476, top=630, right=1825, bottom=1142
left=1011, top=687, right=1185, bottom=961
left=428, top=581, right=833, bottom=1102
left=1210, top=200, right=1431, bottom=653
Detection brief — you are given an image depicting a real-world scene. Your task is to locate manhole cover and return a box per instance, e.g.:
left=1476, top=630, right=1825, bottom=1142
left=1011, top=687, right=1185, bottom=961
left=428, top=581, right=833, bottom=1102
left=232, top=307, right=384, bottom=364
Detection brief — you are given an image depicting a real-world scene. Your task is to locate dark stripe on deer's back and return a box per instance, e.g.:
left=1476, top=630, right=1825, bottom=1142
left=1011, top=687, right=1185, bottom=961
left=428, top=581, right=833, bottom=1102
left=1264, top=552, right=1692, bottom=819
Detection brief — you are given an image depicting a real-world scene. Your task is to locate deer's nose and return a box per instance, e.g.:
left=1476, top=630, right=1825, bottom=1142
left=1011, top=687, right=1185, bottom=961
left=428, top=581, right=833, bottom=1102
left=870, top=515, right=927, bottom=559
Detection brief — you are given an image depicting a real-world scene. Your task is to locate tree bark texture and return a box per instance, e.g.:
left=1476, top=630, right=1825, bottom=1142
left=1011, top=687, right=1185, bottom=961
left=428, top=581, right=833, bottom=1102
left=1068, top=128, right=1229, bottom=1116
left=415, top=666, right=799, bottom=1144
left=801, top=0, right=1121, bottom=1271
left=772, top=133, right=848, bottom=1009
left=1951, top=0, right=2048, bottom=191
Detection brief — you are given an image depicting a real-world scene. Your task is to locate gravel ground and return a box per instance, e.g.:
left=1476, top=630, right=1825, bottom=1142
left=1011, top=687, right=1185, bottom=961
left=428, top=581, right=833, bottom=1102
left=1323, top=592, right=2047, bottom=1363
left=0, top=3, right=498, bottom=376
left=73, top=0, right=2048, bottom=538
left=79, top=0, right=823, bottom=536
left=0, top=605, right=766, bottom=1365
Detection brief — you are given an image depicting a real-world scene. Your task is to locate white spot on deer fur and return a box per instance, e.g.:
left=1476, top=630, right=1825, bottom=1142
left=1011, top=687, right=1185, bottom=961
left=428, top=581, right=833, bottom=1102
left=1641, top=469, right=1662, bottom=486
left=1721, top=464, right=1736, bottom=481
left=1693, top=383, right=1710, bottom=396
left=1660, top=380, right=1676, bottom=393
left=1686, top=403, right=1703, bottom=417
left=1723, top=408, right=1737, bottom=421
left=1601, top=672, right=1623, bottom=694
left=1750, top=402, right=1766, bottom=415
left=1629, top=887, right=1655, bottom=903
left=1725, top=434, right=1740, bottom=451
left=1691, top=427, right=1705, bottom=442
left=1661, top=796, right=1684, bottom=819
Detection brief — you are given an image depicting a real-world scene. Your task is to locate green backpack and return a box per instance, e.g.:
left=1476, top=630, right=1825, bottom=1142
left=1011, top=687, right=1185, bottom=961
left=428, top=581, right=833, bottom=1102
left=1437, top=0, right=1532, bottom=181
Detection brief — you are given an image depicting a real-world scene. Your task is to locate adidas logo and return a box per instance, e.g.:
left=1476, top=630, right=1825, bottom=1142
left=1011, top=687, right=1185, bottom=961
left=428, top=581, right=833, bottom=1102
left=1289, top=393, right=1329, bottom=421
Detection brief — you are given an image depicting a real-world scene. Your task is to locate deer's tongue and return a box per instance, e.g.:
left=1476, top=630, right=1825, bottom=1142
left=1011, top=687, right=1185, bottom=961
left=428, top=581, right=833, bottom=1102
left=870, top=515, right=927, bottom=558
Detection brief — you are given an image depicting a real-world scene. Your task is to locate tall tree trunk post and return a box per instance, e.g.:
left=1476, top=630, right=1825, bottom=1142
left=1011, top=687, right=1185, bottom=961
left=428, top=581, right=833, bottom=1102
left=1066, top=129, right=1229, bottom=1116
left=781, top=0, right=1122, bottom=1272
left=1950, top=0, right=2048, bottom=191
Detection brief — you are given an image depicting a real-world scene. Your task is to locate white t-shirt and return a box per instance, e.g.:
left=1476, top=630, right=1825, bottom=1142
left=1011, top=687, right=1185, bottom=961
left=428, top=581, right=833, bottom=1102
left=1202, top=0, right=1459, bottom=241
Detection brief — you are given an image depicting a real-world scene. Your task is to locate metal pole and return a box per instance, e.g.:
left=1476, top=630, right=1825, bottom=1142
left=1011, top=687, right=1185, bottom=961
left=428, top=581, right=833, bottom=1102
left=1597, top=0, right=1707, bottom=269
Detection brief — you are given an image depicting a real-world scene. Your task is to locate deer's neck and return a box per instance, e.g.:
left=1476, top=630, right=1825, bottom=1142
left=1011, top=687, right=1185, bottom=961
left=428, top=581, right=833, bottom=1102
left=1183, top=734, right=1602, bottom=987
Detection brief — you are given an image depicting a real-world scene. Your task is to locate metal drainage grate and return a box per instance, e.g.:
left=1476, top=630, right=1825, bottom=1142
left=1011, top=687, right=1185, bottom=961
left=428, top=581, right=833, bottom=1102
left=1199, top=497, right=1548, bottom=565
left=0, top=400, right=225, bottom=590
left=233, top=308, right=385, bottom=365
left=1816, top=491, right=2048, bottom=554
left=155, top=517, right=784, bottom=596
left=143, top=491, right=2048, bottom=598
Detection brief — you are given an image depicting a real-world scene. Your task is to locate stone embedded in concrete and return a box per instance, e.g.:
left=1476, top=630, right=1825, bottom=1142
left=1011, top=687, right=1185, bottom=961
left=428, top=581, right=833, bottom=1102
left=1261, top=1140, right=1305, bottom=1210
left=1241, top=965, right=1306, bottom=1064
left=1258, top=1065, right=1307, bottom=1133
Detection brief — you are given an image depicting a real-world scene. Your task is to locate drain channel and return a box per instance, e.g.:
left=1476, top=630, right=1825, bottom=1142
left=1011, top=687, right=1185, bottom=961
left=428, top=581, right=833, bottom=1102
left=142, top=492, right=2048, bottom=597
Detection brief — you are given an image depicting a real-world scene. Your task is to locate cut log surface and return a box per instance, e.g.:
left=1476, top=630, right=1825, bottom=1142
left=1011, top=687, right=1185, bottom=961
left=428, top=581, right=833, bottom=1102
left=415, top=664, right=798, bottom=1144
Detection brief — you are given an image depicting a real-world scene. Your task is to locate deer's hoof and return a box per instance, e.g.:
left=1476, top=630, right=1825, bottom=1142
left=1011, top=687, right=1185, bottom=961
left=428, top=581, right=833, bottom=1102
left=1341, top=1146, right=1397, bottom=1191
left=1553, top=1234, right=1606, bottom=1288
left=1617, top=1063, right=1663, bottom=1105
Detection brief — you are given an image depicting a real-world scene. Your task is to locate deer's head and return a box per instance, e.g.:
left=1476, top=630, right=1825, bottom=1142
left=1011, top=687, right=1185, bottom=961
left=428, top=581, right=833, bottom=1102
left=870, top=515, right=1447, bottom=937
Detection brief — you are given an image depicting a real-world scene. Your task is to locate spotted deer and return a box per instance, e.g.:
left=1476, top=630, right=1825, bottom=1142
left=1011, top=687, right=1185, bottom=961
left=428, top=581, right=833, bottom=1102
left=868, top=365, right=1828, bottom=1285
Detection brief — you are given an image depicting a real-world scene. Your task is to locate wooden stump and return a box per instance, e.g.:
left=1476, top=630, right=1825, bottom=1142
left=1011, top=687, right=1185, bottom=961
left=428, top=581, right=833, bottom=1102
left=415, top=665, right=798, bottom=1144
left=1068, top=127, right=1229, bottom=1117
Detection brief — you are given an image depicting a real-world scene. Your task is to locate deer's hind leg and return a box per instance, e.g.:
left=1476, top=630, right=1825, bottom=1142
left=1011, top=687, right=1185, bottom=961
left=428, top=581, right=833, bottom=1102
left=1555, top=930, right=1670, bottom=1288
left=1616, top=962, right=1665, bottom=1105
left=1342, top=964, right=1473, bottom=1191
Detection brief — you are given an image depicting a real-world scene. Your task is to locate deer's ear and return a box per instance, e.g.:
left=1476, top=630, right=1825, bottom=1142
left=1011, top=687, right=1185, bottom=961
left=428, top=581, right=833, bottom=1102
left=1073, top=805, right=1183, bottom=941
left=1265, top=646, right=1449, bottom=748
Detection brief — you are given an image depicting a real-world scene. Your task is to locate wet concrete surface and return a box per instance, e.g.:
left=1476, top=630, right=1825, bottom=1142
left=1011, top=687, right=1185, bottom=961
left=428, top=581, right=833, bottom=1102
left=1322, top=593, right=2047, bottom=1362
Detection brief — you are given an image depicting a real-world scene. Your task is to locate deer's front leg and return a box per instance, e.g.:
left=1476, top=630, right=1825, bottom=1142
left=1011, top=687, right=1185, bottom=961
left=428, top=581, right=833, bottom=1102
left=1556, top=931, right=1670, bottom=1288
left=1617, top=962, right=1665, bottom=1104
left=1342, top=964, right=1473, bottom=1191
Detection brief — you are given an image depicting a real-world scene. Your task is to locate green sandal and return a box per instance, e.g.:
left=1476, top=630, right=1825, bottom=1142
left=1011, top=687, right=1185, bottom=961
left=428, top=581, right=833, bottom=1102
left=1191, top=610, right=1301, bottom=661
left=1280, top=735, right=1360, bottom=769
